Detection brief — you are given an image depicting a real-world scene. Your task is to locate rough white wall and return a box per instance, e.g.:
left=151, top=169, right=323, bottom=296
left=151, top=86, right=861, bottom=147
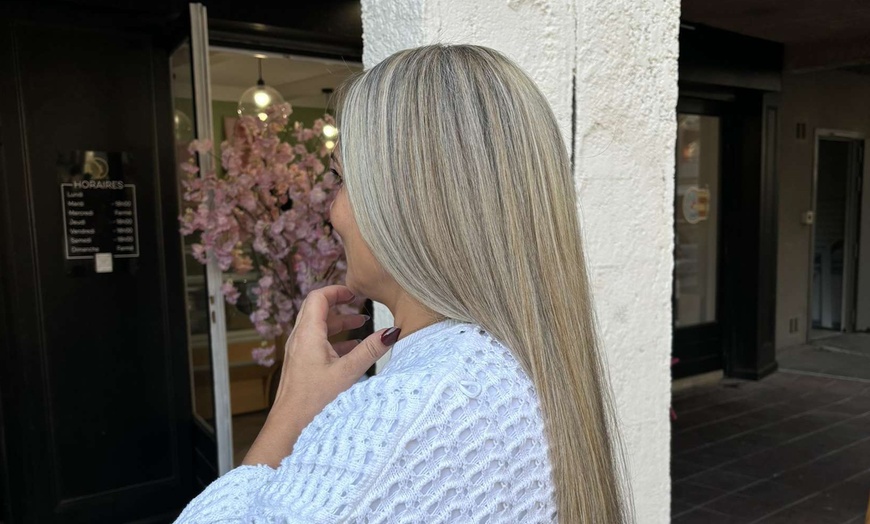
left=362, top=1, right=677, bottom=522
left=362, top=0, right=575, bottom=151
left=572, top=1, right=678, bottom=522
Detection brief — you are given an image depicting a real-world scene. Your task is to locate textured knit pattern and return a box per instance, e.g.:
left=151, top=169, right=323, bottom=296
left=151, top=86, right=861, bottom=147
left=175, top=320, right=557, bottom=523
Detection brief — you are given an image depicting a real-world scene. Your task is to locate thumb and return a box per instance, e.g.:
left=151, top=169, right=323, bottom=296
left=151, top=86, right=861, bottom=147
left=340, top=327, right=401, bottom=378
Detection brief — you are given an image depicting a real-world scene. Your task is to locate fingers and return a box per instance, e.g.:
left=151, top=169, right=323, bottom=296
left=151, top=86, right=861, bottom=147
left=304, top=286, right=356, bottom=315
left=332, top=339, right=360, bottom=357
left=297, top=286, right=357, bottom=333
left=325, top=313, right=369, bottom=336
left=339, top=327, right=400, bottom=378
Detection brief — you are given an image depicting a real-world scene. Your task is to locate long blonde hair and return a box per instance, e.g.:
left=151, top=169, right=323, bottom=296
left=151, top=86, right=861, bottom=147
left=335, top=44, right=631, bottom=523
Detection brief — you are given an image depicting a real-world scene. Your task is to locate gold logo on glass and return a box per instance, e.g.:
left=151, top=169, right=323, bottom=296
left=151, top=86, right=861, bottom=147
left=83, top=152, right=109, bottom=180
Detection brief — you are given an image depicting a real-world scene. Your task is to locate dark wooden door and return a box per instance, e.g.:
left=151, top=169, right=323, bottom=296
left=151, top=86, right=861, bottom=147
left=0, top=11, right=194, bottom=524
left=672, top=91, right=779, bottom=380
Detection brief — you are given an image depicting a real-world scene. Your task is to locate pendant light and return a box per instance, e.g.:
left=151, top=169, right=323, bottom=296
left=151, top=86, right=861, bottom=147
left=173, top=109, right=194, bottom=143
left=238, top=58, right=285, bottom=122
left=320, top=88, right=338, bottom=151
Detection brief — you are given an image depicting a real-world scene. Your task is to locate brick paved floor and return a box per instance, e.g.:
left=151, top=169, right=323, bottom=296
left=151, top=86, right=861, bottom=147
left=671, top=371, right=870, bottom=523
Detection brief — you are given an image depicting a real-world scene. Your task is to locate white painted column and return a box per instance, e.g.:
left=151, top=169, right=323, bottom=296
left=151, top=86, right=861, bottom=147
left=361, top=1, right=678, bottom=521
left=572, top=1, right=679, bottom=522
left=362, top=0, right=575, bottom=138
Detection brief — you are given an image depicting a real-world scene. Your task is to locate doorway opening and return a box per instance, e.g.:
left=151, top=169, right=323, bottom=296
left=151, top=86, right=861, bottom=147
left=197, top=48, right=364, bottom=468
left=778, top=131, right=869, bottom=381
left=809, top=133, right=864, bottom=339
left=170, top=31, right=366, bottom=476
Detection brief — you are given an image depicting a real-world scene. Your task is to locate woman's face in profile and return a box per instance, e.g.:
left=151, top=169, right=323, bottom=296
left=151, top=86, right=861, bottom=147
left=328, top=150, right=389, bottom=302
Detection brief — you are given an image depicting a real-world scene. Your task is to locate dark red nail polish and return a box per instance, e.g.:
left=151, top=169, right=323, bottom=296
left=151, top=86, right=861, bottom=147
left=381, top=327, right=401, bottom=346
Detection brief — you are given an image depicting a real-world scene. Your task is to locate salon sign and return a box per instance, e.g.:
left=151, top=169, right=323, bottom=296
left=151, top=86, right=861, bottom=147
left=682, top=186, right=710, bottom=224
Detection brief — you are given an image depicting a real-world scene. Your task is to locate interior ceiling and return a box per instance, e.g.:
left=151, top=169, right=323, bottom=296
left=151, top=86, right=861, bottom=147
left=174, top=51, right=363, bottom=108
left=209, top=51, right=362, bottom=107
left=681, top=0, right=870, bottom=44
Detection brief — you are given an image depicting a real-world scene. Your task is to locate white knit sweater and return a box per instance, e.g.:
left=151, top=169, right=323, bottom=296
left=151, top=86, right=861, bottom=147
left=175, top=319, right=557, bottom=523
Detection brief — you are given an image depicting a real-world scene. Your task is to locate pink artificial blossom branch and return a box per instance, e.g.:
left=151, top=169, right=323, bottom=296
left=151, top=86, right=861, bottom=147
left=178, top=103, right=359, bottom=366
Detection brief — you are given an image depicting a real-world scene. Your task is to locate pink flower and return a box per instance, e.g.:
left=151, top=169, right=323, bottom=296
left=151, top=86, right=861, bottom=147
left=221, top=280, right=241, bottom=304
left=178, top=102, right=357, bottom=367
left=181, top=161, right=199, bottom=175
left=309, top=187, right=327, bottom=204
left=252, top=345, right=276, bottom=367
left=187, top=139, right=213, bottom=155
left=233, top=255, right=254, bottom=273
left=191, top=243, right=207, bottom=264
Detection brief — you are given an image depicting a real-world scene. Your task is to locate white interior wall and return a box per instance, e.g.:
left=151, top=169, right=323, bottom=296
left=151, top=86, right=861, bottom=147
left=777, top=69, right=870, bottom=347
left=362, top=1, right=677, bottom=522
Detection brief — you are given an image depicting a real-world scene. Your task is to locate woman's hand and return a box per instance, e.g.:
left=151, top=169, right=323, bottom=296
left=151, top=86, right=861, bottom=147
left=242, top=285, right=400, bottom=468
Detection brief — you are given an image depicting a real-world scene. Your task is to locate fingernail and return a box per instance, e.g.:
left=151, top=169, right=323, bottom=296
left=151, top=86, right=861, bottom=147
left=355, top=338, right=363, bottom=344
left=362, top=315, right=371, bottom=322
left=380, top=327, right=401, bottom=346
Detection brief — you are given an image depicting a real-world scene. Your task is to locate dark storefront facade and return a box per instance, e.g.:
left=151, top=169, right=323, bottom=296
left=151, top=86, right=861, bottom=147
left=672, top=24, right=781, bottom=380
left=0, top=2, right=362, bottom=522
left=673, top=1, right=870, bottom=381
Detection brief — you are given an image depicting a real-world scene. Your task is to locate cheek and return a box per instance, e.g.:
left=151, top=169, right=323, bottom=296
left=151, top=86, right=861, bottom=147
left=330, top=189, right=360, bottom=264
left=329, top=189, right=349, bottom=238
left=328, top=191, right=384, bottom=294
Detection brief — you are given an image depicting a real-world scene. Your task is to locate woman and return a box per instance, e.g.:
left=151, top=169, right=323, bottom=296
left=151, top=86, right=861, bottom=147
left=176, top=44, right=631, bottom=523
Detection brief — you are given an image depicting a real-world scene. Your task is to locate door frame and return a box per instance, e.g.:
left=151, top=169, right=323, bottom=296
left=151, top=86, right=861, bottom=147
left=673, top=88, right=779, bottom=380
left=672, top=96, right=729, bottom=378
left=183, top=3, right=369, bottom=475
left=808, top=129, right=865, bottom=336
left=187, top=2, right=236, bottom=476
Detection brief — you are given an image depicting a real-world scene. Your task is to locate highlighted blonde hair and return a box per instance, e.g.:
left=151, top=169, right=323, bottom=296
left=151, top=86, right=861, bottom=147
left=335, top=44, right=631, bottom=523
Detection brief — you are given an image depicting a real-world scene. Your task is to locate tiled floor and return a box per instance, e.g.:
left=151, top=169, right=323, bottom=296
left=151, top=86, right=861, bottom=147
left=671, top=371, right=870, bottom=523
left=779, top=333, right=870, bottom=382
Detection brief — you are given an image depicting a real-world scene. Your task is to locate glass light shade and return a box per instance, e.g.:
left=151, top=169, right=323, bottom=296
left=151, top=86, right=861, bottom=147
left=173, top=109, right=194, bottom=143
left=238, top=84, right=285, bottom=120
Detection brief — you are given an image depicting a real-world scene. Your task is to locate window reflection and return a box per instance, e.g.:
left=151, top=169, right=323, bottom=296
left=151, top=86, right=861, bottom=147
left=675, top=114, right=720, bottom=327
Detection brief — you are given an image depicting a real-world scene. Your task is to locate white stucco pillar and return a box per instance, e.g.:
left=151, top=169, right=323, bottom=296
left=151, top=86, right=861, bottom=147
left=362, top=1, right=678, bottom=522
left=572, top=1, right=679, bottom=523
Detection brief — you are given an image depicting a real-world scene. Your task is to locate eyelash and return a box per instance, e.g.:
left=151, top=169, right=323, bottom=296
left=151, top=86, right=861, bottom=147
left=329, top=168, right=343, bottom=185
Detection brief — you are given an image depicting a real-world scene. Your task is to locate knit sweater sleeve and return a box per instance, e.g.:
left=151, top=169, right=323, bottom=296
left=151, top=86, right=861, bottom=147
left=173, top=370, right=447, bottom=524
left=174, top=464, right=277, bottom=523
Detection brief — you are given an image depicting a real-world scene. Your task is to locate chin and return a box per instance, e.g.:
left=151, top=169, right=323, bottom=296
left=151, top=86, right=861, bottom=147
left=344, top=275, right=376, bottom=303
left=343, top=274, right=362, bottom=298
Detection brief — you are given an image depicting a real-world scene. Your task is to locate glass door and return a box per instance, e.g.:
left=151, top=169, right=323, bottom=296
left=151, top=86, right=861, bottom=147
left=673, top=111, right=724, bottom=378
left=204, top=47, right=366, bottom=467
left=189, top=2, right=235, bottom=476
left=171, top=40, right=218, bottom=463
left=171, top=3, right=368, bottom=475
left=170, top=3, right=234, bottom=479
left=675, top=114, right=720, bottom=328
